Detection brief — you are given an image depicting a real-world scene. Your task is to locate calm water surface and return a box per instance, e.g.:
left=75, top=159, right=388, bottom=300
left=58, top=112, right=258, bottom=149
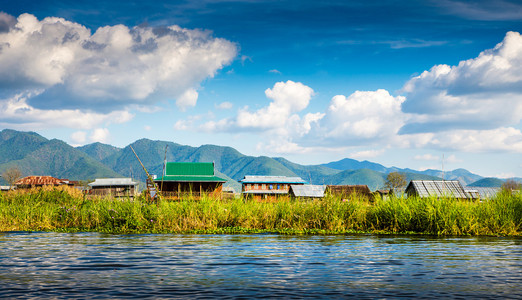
left=0, top=232, right=521, bottom=299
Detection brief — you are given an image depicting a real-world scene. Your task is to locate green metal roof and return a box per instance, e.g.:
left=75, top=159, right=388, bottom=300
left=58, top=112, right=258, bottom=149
left=155, top=162, right=226, bottom=183
left=165, top=162, right=215, bottom=176
left=154, top=175, right=226, bottom=183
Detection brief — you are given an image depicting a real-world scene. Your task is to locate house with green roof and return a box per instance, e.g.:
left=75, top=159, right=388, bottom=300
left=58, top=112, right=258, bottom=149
left=154, top=162, right=226, bottom=199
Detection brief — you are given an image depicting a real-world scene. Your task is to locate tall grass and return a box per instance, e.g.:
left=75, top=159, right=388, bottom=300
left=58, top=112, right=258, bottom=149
left=0, top=186, right=520, bottom=235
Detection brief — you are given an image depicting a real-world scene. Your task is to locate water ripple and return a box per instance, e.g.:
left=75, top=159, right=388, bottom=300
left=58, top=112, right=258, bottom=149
left=0, top=232, right=521, bottom=298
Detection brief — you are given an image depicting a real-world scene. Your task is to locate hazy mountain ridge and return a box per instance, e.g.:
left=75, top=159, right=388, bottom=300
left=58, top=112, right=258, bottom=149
left=0, top=129, right=511, bottom=190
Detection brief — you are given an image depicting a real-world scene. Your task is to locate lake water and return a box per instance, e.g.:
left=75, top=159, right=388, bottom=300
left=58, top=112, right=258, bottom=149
left=1, top=232, right=521, bottom=299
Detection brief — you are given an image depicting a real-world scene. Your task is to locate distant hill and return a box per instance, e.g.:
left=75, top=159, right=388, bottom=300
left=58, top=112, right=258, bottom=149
left=0, top=129, right=122, bottom=184
left=0, top=129, right=508, bottom=192
left=468, top=177, right=505, bottom=187
left=322, top=158, right=483, bottom=186
left=321, top=158, right=388, bottom=173
left=77, top=142, right=121, bottom=162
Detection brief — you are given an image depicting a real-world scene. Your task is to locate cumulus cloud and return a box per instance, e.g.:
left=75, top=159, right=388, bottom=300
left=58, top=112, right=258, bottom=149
left=401, top=31, right=522, bottom=134
left=169, top=31, right=522, bottom=156
left=70, top=128, right=111, bottom=145
left=199, top=80, right=318, bottom=134
left=176, top=89, right=199, bottom=111
left=235, top=80, right=315, bottom=129
left=315, top=89, right=406, bottom=144
left=0, top=92, right=133, bottom=130
left=420, top=127, right=522, bottom=152
left=0, top=13, right=236, bottom=114
left=0, top=12, right=16, bottom=33
left=90, top=128, right=110, bottom=143
left=191, top=80, right=323, bottom=153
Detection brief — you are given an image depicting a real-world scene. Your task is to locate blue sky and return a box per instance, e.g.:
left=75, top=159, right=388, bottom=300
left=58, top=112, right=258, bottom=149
left=1, top=0, right=522, bottom=178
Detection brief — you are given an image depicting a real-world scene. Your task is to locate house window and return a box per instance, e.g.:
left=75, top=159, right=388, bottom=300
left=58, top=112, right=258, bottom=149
left=269, top=184, right=273, bottom=190
left=277, top=184, right=281, bottom=190
left=254, top=184, right=258, bottom=189
left=262, top=184, right=266, bottom=190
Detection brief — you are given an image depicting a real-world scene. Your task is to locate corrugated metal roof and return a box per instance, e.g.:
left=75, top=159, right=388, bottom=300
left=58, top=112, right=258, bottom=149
left=88, top=178, right=137, bottom=187
left=15, top=176, right=65, bottom=186
left=465, top=187, right=500, bottom=199
left=291, top=185, right=326, bottom=198
left=154, top=175, right=226, bottom=182
left=165, top=162, right=215, bottom=176
left=240, top=176, right=307, bottom=184
left=406, top=180, right=469, bottom=199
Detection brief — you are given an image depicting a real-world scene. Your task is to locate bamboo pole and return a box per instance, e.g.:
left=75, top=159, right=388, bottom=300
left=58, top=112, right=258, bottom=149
left=129, top=145, right=162, bottom=202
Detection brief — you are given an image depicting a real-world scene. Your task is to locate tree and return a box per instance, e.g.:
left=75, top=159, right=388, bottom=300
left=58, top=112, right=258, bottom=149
left=2, top=167, right=22, bottom=189
left=501, top=179, right=521, bottom=194
left=384, top=172, right=407, bottom=193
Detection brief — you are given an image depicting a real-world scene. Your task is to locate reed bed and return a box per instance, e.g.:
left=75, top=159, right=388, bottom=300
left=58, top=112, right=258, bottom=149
left=0, top=186, right=520, bottom=236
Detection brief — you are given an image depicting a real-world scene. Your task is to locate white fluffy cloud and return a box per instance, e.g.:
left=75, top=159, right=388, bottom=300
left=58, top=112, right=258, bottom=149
left=70, top=128, right=111, bottom=145
left=316, top=89, right=406, bottom=143
left=236, top=80, right=315, bottom=129
left=0, top=91, right=133, bottom=130
left=419, top=127, right=522, bottom=152
left=401, top=31, right=522, bottom=134
left=0, top=13, right=236, bottom=115
left=175, top=31, right=522, bottom=156
left=90, top=128, right=111, bottom=143
left=191, top=80, right=323, bottom=154
left=200, top=80, right=320, bottom=135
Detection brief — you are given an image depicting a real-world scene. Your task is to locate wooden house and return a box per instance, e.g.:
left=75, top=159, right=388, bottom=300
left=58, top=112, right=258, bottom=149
left=14, top=176, right=72, bottom=189
left=154, top=162, right=226, bottom=199
left=240, top=175, right=307, bottom=201
left=374, top=189, right=392, bottom=200
left=326, top=185, right=373, bottom=200
left=405, top=180, right=477, bottom=200
left=88, top=178, right=137, bottom=198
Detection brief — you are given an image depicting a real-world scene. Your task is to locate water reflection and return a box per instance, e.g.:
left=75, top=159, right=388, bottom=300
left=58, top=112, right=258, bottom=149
left=0, top=232, right=521, bottom=298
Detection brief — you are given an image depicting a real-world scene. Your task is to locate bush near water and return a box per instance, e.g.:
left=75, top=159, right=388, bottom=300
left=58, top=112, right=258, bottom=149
left=0, top=186, right=520, bottom=236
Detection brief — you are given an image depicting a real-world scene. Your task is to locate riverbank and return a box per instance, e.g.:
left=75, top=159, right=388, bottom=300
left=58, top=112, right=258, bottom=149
left=0, top=186, right=520, bottom=236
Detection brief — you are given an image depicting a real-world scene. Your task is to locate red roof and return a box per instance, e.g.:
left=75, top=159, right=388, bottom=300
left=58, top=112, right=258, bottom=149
left=15, top=176, right=67, bottom=186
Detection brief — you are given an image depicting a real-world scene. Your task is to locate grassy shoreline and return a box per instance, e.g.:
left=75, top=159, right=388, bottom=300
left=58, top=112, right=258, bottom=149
left=1, top=186, right=520, bottom=236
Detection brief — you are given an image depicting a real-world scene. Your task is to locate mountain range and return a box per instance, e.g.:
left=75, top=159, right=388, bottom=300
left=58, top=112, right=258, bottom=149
left=0, top=129, right=515, bottom=191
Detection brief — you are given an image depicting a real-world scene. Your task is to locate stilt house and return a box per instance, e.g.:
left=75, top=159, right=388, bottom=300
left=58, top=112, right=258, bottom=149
left=88, top=178, right=137, bottom=198
left=405, top=180, right=476, bottom=200
left=326, top=185, right=373, bottom=200
left=240, top=175, right=307, bottom=201
left=154, top=162, right=226, bottom=199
